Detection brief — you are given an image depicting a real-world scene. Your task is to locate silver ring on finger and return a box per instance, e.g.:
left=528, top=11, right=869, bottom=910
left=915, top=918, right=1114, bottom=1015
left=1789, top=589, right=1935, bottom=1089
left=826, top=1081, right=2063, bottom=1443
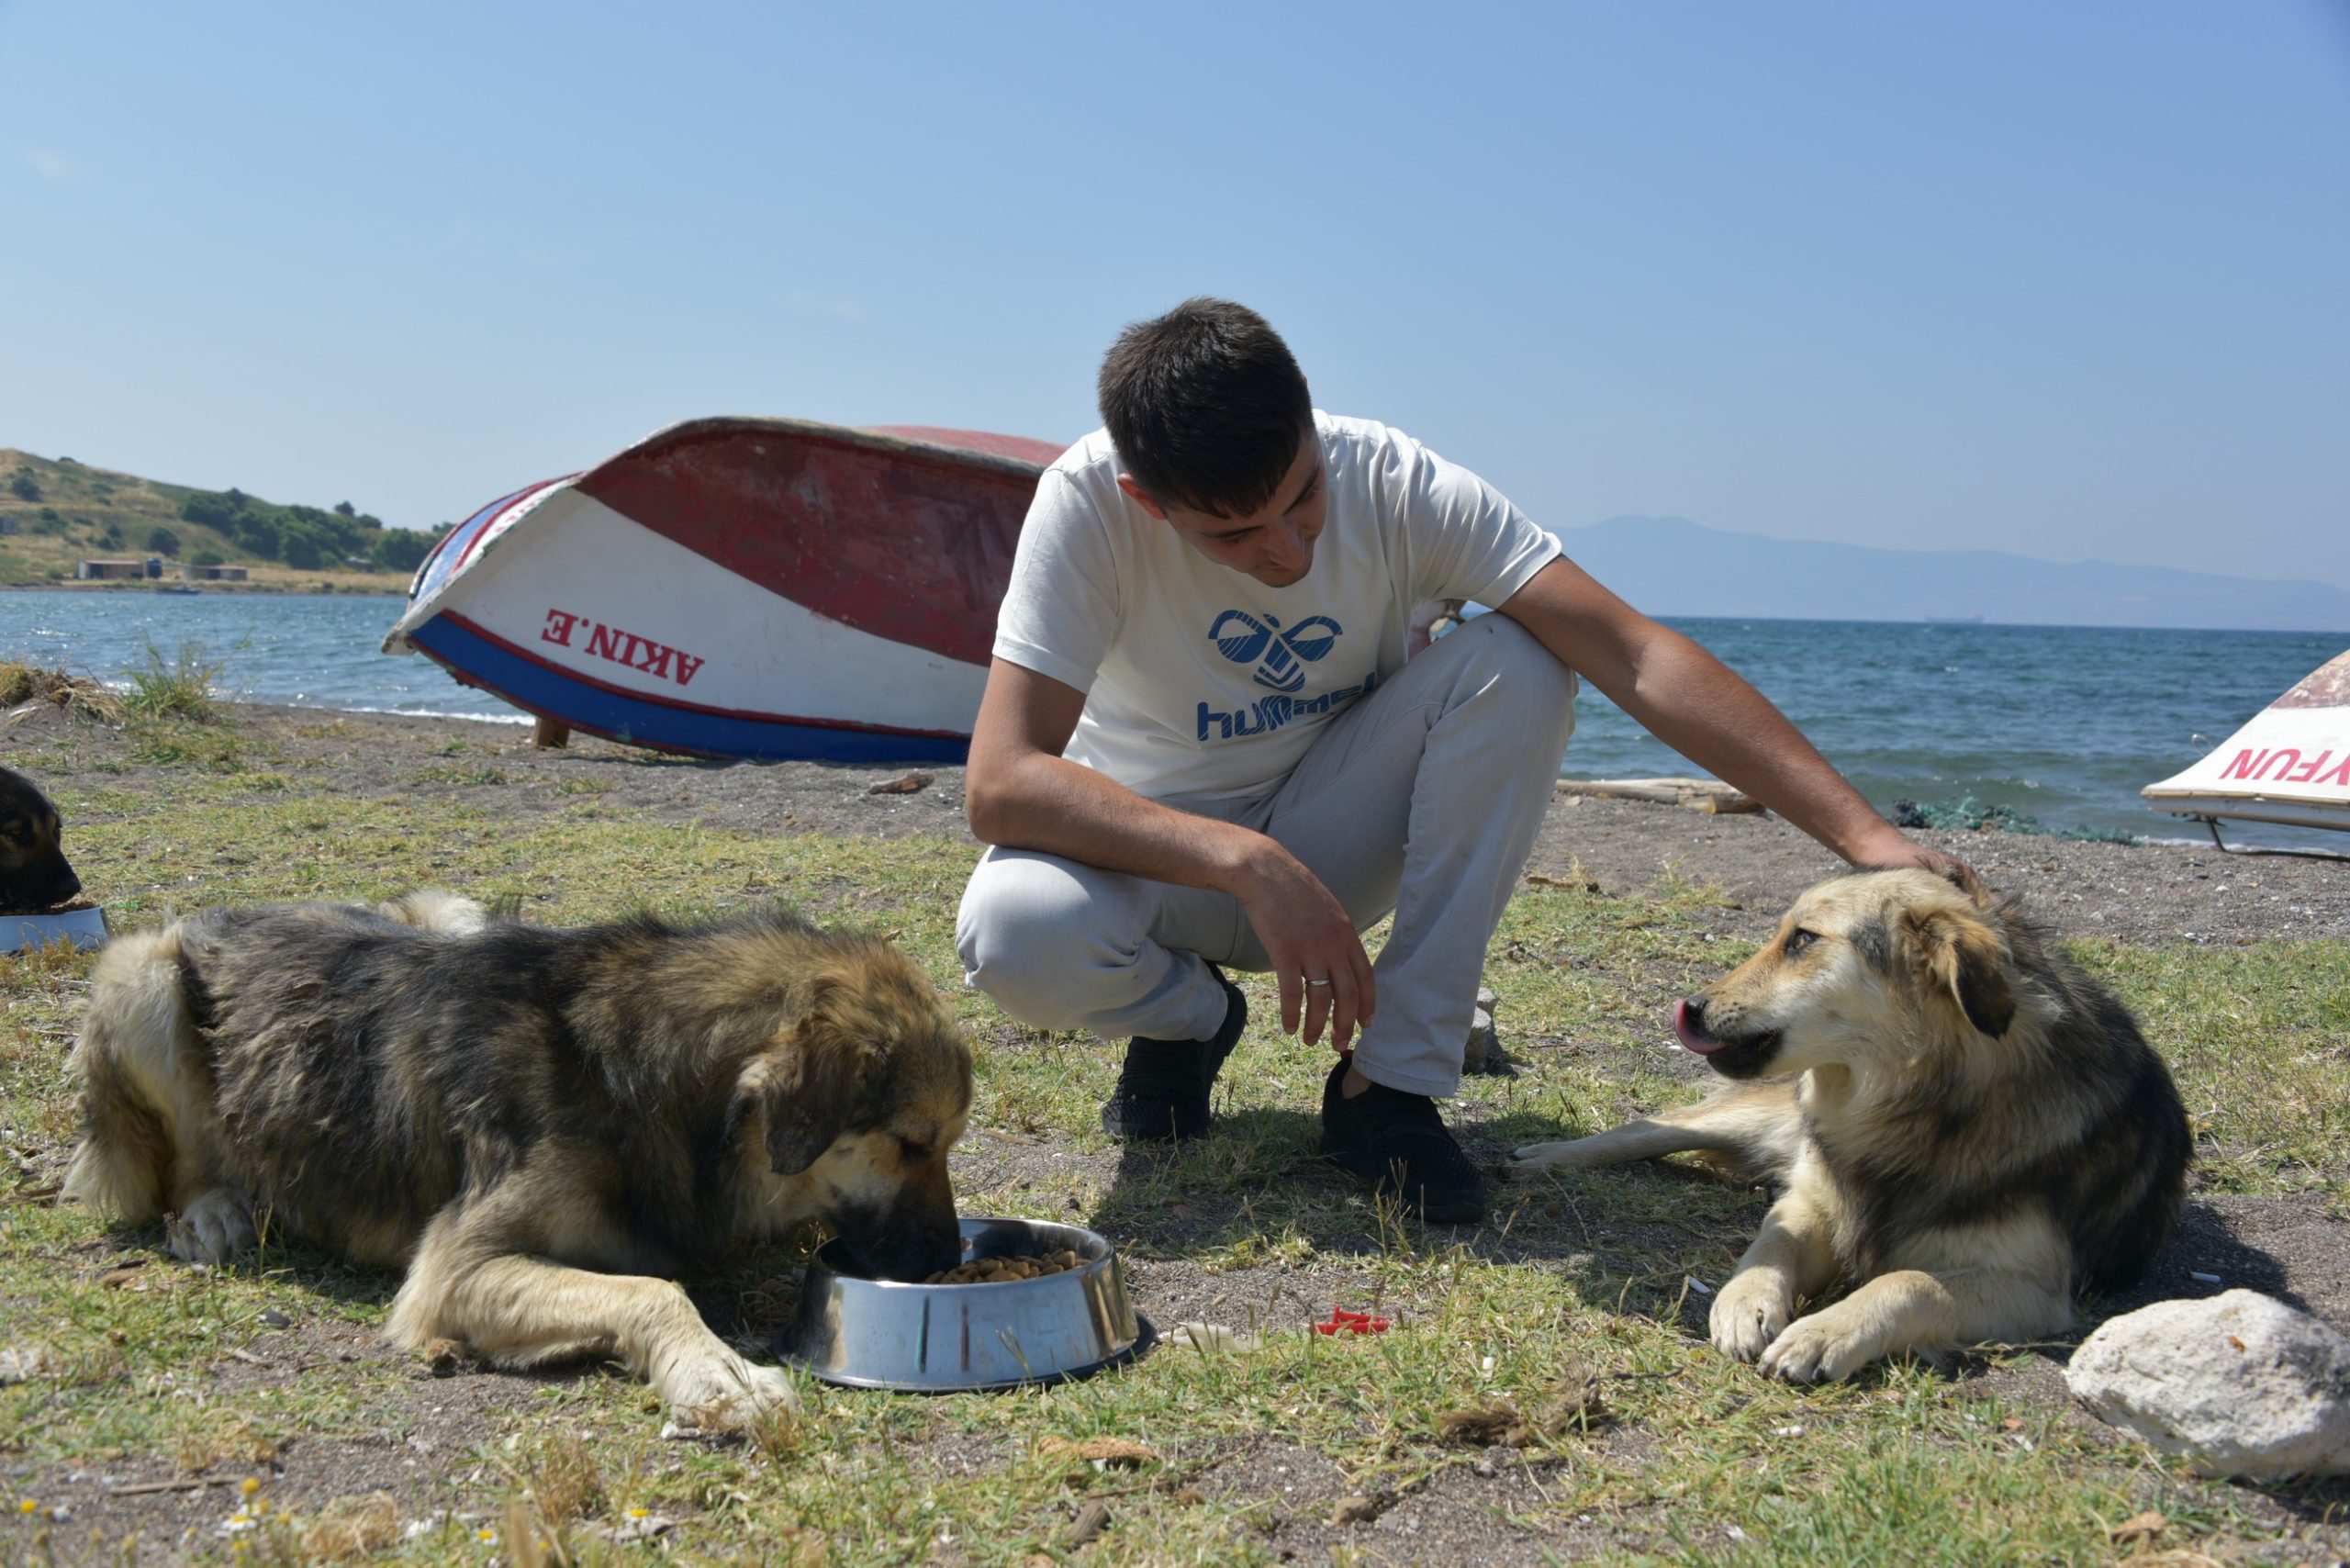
left=1305, top=977, right=1332, bottom=987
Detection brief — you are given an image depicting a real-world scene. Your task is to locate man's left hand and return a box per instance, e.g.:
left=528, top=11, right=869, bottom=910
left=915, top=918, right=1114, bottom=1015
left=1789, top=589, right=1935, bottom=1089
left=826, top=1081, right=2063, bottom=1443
left=1841, top=823, right=1980, bottom=890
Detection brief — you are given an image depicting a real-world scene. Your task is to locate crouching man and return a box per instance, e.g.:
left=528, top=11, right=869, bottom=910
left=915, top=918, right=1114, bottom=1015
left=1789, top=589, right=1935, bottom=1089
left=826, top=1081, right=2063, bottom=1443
left=957, top=298, right=1945, bottom=1223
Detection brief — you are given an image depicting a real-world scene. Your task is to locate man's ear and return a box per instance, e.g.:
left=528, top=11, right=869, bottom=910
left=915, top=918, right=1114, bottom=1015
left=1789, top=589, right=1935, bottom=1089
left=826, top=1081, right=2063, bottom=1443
left=729, top=1018, right=861, bottom=1177
left=1906, top=905, right=2016, bottom=1038
left=1115, top=474, right=1169, bottom=520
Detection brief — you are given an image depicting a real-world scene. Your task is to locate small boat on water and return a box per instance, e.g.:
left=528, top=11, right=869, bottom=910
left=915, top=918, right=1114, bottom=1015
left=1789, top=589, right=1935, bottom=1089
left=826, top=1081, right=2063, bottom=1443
left=2142, top=650, right=2350, bottom=836
left=385, top=418, right=1065, bottom=762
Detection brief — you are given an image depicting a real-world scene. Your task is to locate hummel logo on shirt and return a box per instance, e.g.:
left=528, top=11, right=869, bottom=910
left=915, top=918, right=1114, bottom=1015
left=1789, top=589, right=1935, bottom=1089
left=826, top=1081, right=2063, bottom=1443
left=1197, top=610, right=1375, bottom=743
left=1207, top=610, right=1344, bottom=692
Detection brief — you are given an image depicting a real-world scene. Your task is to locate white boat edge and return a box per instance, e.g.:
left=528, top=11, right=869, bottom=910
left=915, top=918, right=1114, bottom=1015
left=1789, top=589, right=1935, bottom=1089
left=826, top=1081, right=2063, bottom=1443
left=2142, top=649, right=2350, bottom=834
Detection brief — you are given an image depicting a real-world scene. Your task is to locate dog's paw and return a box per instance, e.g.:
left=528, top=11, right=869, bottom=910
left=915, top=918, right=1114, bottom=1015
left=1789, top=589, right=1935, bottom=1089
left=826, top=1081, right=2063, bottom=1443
left=162, top=1189, right=255, bottom=1264
left=1755, top=1309, right=1873, bottom=1383
left=666, top=1355, right=800, bottom=1433
left=1708, top=1275, right=1791, bottom=1362
left=1505, top=1138, right=1598, bottom=1175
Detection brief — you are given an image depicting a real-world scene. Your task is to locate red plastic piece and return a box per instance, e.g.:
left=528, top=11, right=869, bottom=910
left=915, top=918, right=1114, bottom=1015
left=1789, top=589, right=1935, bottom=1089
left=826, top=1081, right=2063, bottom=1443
left=1314, top=1307, right=1392, bottom=1337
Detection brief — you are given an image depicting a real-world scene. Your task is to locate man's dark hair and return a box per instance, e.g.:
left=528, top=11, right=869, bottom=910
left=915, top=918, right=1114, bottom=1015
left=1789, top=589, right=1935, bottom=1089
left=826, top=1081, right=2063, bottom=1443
left=1097, top=297, right=1313, bottom=519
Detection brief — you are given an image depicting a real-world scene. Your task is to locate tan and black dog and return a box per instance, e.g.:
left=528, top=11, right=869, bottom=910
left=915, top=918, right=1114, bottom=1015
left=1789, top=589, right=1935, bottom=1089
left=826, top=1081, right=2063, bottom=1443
left=0, top=765, right=82, bottom=913
left=66, top=894, right=971, bottom=1428
left=1509, top=867, right=2189, bottom=1382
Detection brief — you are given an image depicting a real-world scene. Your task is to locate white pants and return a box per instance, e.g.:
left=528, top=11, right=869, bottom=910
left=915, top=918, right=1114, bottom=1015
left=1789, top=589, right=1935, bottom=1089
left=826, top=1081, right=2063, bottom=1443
left=955, top=614, right=1577, bottom=1097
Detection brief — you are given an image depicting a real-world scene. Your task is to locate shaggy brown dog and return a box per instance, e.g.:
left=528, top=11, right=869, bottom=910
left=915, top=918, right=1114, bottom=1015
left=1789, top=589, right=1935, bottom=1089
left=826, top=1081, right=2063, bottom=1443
left=1508, top=867, right=2189, bottom=1381
left=65, top=894, right=971, bottom=1428
left=0, top=765, right=82, bottom=914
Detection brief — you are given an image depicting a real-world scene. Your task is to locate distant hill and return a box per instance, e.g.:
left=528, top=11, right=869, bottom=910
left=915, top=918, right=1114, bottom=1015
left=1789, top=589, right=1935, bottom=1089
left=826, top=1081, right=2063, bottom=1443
left=0, top=448, right=441, bottom=590
left=1556, top=515, right=2350, bottom=633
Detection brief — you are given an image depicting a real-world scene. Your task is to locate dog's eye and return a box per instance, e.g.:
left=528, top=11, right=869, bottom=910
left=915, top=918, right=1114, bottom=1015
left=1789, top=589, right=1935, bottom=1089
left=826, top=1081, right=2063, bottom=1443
left=1784, top=929, right=1819, bottom=957
left=897, top=1137, right=930, bottom=1165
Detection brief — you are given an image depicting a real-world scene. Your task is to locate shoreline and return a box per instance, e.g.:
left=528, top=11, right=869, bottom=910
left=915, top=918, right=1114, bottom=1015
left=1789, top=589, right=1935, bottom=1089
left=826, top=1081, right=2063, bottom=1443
left=9, top=697, right=2343, bottom=946
left=28, top=678, right=2350, bottom=863
left=8, top=597, right=2341, bottom=851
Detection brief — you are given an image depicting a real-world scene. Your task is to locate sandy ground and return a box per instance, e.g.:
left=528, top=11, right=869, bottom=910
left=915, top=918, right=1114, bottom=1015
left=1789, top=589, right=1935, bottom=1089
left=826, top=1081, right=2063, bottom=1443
left=7, top=702, right=2348, bottom=1562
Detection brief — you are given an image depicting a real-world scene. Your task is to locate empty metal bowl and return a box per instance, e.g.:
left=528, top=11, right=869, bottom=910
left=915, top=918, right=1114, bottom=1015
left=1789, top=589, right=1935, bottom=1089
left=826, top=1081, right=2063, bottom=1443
left=776, top=1215, right=1145, bottom=1392
left=2, top=905, right=107, bottom=955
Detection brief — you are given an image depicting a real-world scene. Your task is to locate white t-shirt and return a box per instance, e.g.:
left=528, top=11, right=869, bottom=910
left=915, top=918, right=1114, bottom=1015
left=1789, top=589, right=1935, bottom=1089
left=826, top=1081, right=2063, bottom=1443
left=991, top=412, right=1562, bottom=802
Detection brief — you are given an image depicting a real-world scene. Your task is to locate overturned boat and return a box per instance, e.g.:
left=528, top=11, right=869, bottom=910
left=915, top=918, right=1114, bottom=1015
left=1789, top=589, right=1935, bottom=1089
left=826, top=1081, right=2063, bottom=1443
left=385, top=418, right=1065, bottom=762
left=2142, top=649, right=2350, bottom=836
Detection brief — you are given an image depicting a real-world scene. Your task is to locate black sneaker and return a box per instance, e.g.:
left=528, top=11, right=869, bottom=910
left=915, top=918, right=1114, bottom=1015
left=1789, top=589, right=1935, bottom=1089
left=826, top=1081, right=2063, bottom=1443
left=1100, top=966, right=1247, bottom=1141
left=1319, top=1056, right=1489, bottom=1223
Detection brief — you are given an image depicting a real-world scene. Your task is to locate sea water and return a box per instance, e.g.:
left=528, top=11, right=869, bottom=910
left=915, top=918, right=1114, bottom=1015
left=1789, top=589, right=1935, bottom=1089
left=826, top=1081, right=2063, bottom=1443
left=0, top=589, right=523, bottom=724
left=1, top=588, right=2340, bottom=848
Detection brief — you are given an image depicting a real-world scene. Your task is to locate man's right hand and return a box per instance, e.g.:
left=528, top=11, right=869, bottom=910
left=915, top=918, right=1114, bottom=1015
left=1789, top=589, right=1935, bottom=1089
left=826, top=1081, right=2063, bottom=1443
left=1236, top=843, right=1375, bottom=1052
left=968, top=656, right=1377, bottom=1050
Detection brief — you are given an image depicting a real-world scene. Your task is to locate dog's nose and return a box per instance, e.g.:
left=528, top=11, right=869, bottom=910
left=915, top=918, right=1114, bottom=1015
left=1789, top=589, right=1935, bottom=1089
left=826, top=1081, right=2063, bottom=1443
left=1682, top=997, right=1707, bottom=1031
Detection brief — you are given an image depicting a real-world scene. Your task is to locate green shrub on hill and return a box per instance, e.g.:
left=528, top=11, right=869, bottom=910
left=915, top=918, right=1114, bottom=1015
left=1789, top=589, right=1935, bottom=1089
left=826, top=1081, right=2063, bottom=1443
left=373, top=528, right=432, bottom=572
left=174, top=487, right=402, bottom=570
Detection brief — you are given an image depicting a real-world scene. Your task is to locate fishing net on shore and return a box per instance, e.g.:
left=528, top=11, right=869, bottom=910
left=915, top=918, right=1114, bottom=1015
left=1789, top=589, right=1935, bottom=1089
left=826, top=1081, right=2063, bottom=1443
left=1890, top=794, right=2135, bottom=845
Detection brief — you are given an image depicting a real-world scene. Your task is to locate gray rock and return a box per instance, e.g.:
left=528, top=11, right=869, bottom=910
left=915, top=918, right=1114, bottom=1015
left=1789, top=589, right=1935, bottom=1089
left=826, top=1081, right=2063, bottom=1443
left=2065, top=1290, right=2350, bottom=1478
left=1475, top=986, right=1498, bottom=1016
left=1462, top=1005, right=1514, bottom=1077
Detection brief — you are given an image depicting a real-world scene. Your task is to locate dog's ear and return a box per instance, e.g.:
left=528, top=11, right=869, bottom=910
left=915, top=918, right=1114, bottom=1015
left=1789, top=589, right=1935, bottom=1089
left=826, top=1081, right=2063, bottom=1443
left=1908, top=904, right=2016, bottom=1038
left=728, top=1015, right=869, bottom=1177
left=1932, top=858, right=1992, bottom=906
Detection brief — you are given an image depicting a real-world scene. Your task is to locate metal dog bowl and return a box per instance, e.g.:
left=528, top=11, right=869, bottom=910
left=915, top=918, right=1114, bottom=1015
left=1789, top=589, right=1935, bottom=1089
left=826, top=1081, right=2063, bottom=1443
left=776, top=1216, right=1145, bottom=1392
left=2, top=905, right=108, bottom=955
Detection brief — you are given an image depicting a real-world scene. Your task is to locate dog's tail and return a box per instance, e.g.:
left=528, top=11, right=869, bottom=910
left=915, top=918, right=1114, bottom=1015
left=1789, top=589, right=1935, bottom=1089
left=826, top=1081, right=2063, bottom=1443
left=62, top=925, right=214, bottom=1222
left=372, top=890, right=491, bottom=935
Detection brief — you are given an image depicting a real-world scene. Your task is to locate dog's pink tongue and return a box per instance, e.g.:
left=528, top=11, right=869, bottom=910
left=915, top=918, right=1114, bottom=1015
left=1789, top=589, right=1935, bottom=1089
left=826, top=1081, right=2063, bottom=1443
left=1673, top=998, right=1729, bottom=1055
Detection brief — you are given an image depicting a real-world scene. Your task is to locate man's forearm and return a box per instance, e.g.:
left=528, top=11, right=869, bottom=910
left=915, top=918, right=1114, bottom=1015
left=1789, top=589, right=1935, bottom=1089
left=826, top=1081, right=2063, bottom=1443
left=967, top=751, right=1281, bottom=897
left=1613, top=629, right=1908, bottom=864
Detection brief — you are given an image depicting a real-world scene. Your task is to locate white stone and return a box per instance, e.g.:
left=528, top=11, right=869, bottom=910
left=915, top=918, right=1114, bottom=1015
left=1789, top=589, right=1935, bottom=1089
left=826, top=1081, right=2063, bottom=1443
left=2066, top=1290, right=2350, bottom=1478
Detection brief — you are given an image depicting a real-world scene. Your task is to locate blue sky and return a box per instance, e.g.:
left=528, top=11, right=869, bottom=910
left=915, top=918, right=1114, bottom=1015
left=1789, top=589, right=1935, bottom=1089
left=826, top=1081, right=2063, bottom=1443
left=4, top=2, right=2344, bottom=588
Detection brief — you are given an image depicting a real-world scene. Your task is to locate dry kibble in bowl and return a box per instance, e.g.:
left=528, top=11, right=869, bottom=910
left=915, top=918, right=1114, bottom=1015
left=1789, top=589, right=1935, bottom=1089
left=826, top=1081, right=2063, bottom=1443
left=923, top=1248, right=1085, bottom=1285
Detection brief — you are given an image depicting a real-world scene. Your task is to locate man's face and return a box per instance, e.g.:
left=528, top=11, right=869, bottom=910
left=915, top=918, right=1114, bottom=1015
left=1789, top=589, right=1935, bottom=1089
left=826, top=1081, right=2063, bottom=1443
left=1118, top=430, right=1326, bottom=589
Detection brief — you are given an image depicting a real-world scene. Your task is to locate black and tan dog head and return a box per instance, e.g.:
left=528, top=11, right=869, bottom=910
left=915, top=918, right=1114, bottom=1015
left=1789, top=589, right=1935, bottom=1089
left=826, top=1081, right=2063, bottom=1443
left=729, top=936, right=973, bottom=1282
left=0, top=766, right=80, bottom=915
left=1675, top=866, right=2020, bottom=1081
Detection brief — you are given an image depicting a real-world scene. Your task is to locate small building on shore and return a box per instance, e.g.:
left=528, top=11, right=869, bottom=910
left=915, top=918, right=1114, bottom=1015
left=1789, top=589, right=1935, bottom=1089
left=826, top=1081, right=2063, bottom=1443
left=183, top=563, right=250, bottom=581
left=77, top=558, right=155, bottom=580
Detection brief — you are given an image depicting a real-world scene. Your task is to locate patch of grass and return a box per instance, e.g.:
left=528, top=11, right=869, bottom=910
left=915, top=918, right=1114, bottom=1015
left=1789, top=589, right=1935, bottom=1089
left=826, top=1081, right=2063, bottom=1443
left=2076, top=937, right=2350, bottom=1192
left=121, top=638, right=228, bottom=722
left=127, top=719, right=248, bottom=772
left=2, top=756, right=2343, bottom=1563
